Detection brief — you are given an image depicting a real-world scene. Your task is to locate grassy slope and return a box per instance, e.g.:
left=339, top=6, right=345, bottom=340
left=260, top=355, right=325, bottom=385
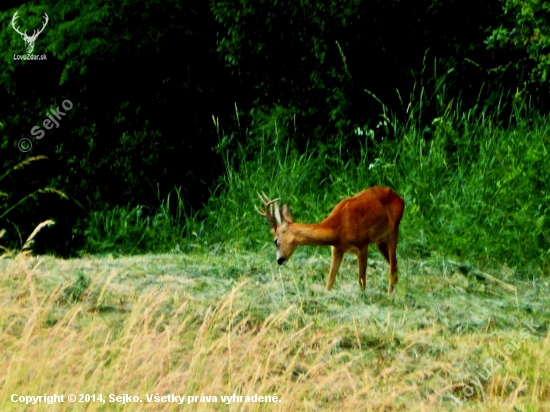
left=1, top=250, right=548, bottom=411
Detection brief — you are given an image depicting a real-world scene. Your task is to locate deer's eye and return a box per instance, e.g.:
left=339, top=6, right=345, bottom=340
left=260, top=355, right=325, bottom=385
left=274, top=239, right=278, bottom=247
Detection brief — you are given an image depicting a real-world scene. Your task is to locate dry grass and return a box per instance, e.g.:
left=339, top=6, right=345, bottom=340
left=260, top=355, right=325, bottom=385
left=0, top=251, right=548, bottom=411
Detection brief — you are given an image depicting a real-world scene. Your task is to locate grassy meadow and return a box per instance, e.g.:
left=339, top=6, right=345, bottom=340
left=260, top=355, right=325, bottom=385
left=1, top=95, right=550, bottom=410
left=0, top=250, right=548, bottom=411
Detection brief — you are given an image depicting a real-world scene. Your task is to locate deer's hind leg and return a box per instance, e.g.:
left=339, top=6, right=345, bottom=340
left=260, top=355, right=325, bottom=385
left=377, top=240, right=390, bottom=263
left=386, top=235, right=399, bottom=293
left=358, top=246, right=368, bottom=290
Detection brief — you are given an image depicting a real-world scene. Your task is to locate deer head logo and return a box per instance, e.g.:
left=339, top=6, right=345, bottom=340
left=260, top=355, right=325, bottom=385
left=11, top=11, right=49, bottom=55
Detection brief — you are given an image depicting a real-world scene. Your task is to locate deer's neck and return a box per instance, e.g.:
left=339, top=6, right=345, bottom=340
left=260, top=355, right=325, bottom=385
left=289, top=222, right=337, bottom=246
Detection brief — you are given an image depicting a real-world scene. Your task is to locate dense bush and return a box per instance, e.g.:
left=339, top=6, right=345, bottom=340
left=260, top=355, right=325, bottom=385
left=487, top=0, right=550, bottom=83
left=1, top=0, right=548, bottom=271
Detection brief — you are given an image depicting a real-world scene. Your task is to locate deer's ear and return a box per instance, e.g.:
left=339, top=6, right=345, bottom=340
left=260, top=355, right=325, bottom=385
left=273, top=202, right=282, bottom=226
left=282, top=204, right=293, bottom=224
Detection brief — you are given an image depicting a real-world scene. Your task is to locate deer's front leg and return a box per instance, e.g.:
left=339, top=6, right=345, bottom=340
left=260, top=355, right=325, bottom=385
left=326, top=246, right=343, bottom=290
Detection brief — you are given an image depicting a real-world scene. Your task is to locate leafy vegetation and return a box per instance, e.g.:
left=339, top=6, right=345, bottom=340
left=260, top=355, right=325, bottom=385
left=2, top=0, right=548, bottom=257
left=1, top=0, right=230, bottom=246
left=487, top=0, right=550, bottom=82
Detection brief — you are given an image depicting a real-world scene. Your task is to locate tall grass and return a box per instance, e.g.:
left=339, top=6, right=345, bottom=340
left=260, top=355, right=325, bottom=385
left=83, top=187, right=203, bottom=255
left=199, top=90, right=550, bottom=277
left=80, top=82, right=549, bottom=277
left=0, top=156, right=67, bottom=255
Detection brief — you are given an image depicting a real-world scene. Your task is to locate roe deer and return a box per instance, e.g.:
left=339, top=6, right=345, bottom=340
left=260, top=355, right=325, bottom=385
left=256, top=186, right=405, bottom=293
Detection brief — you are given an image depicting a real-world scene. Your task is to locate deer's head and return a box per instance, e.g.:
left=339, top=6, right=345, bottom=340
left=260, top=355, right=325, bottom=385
left=255, top=193, right=297, bottom=265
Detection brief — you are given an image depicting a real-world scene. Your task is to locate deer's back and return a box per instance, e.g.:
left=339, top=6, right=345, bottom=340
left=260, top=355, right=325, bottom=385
left=323, top=186, right=404, bottom=247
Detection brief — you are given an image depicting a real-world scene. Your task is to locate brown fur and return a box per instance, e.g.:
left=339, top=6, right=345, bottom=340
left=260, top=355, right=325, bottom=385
left=262, top=186, right=405, bottom=293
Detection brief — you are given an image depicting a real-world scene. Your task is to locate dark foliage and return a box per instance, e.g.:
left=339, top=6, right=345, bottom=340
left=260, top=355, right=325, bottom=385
left=0, top=0, right=547, bottom=255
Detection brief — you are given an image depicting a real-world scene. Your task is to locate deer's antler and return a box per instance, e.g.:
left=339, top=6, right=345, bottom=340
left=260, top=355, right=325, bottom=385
left=255, top=192, right=280, bottom=230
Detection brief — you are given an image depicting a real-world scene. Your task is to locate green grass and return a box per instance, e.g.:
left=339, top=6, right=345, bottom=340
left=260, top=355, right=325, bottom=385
left=197, top=96, right=550, bottom=279
left=81, top=87, right=549, bottom=282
